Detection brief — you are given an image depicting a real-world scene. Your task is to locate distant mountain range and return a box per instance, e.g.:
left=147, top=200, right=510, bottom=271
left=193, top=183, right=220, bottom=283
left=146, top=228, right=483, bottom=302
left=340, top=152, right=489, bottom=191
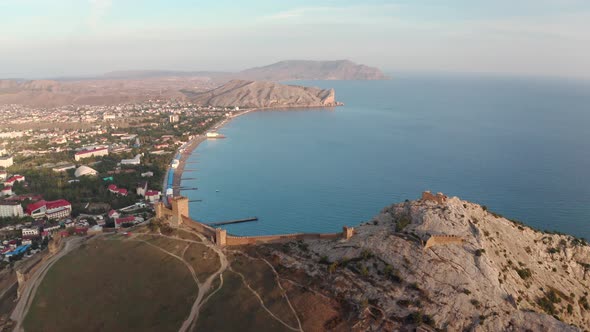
left=236, top=60, right=388, bottom=81
left=0, top=60, right=386, bottom=106
left=102, top=60, right=388, bottom=81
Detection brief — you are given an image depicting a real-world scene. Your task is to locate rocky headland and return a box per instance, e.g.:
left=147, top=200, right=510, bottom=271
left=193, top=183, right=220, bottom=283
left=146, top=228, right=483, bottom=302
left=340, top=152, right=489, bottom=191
left=252, top=192, right=590, bottom=331
left=185, top=80, right=341, bottom=108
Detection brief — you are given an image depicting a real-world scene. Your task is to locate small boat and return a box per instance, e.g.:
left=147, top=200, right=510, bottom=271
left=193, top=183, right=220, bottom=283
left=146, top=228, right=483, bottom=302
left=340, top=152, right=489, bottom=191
left=216, top=189, right=220, bottom=192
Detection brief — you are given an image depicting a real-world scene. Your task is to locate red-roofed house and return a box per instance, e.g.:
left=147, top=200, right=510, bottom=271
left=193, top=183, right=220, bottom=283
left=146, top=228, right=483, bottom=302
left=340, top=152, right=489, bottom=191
left=26, top=199, right=71, bottom=220
left=145, top=190, right=161, bottom=203
left=107, top=184, right=118, bottom=193
left=108, top=209, right=120, bottom=219
left=25, top=200, right=47, bottom=219
left=74, top=147, right=108, bottom=161
left=75, top=227, right=88, bottom=235
left=115, top=216, right=135, bottom=228
left=45, top=200, right=72, bottom=219
left=1, top=186, right=12, bottom=196
left=107, top=184, right=128, bottom=196
left=4, top=175, right=25, bottom=187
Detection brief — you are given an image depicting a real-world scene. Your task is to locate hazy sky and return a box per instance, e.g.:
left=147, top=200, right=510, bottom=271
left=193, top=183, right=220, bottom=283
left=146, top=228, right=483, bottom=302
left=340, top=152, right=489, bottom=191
left=1, top=0, right=590, bottom=79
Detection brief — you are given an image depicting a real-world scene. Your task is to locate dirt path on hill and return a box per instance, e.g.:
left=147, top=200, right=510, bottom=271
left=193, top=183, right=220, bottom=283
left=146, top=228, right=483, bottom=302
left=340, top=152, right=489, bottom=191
left=10, top=237, right=86, bottom=332
left=122, top=230, right=229, bottom=332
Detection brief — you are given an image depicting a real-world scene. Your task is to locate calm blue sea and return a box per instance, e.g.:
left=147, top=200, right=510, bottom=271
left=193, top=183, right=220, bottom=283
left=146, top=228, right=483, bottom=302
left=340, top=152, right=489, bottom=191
left=181, top=75, right=590, bottom=239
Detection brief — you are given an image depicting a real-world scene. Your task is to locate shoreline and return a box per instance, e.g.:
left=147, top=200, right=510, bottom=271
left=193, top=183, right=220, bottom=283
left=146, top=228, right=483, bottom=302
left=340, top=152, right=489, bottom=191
left=168, top=104, right=341, bottom=202
left=170, top=109, right=256, bottom=197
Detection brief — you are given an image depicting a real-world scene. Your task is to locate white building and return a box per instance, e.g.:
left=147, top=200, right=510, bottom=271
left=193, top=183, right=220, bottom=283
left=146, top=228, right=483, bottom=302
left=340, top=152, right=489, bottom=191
left=145, top=190, right=161, bottom=203
left=0, top=131, right=24, bottom=139
left=43, top=224, right=61, bottom=233
left=52, top=164, right=76, bottom=172
left=0, top=201, right=23, bottom=217
left=74, top=166, right=98, bottom=178
left=1, top=186, right=12, bottom=196
left=121, top=154, right=141, bottom=166
left=169, top=114, right=180, bottom=123
left=0, top=156, right=13, bottom=168
left=74, top=147, right=108, bottom=161
left=22, top=228, right=39, bottom=236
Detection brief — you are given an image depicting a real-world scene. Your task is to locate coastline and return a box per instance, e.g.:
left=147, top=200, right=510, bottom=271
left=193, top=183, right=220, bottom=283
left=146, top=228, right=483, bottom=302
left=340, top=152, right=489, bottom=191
left=170, top=109, right=255, bottom=197
left=168, top=104, right=342, bottom=202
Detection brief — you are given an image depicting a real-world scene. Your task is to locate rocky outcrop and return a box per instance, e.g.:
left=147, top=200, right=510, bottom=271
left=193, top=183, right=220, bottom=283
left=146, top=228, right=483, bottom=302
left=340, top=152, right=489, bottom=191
left=186, top=80, right=342, bottom=108
left=263, top=193, right=590, bottom=331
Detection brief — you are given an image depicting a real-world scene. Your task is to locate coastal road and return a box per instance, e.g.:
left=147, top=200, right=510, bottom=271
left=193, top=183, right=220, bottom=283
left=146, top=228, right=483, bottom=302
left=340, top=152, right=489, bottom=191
left=10, top=237, right=86, bottom=332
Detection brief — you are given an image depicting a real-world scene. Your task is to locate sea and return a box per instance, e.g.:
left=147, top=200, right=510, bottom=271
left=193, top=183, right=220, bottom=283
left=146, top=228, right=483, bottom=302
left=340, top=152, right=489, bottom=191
left=181, top=74, right=590, bottom=240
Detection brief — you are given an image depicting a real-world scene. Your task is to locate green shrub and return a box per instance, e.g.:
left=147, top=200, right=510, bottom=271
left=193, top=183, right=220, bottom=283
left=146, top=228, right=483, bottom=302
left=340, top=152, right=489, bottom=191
left=405, top=311, right=424, bottom=324
left=395, top=216, right=411, bottom=232
left=516, top=268, right=532, bottom=280
left=580, top=296, right=589, bottom=310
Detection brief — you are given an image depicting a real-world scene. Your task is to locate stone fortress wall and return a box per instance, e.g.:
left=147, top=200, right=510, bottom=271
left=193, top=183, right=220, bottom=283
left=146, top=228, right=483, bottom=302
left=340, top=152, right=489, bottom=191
left=420, top=190, right=465, bottom=250
left=155, top=197, right=354, bottom=246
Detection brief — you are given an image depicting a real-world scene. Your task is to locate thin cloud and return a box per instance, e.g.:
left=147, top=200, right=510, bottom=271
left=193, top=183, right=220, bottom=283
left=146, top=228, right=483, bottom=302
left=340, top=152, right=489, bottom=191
left=263, top=4, right=399, bottom=22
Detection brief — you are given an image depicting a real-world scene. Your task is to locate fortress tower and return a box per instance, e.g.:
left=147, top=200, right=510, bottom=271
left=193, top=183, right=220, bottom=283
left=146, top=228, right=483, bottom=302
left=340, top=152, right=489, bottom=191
left=170, top=196, right=189, bottom=226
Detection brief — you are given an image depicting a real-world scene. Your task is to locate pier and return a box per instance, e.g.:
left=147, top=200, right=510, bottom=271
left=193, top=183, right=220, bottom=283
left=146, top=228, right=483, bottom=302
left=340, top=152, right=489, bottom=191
left=207, top=217, right=258, bottom=226
left=189, top=199, right=202, bottom=202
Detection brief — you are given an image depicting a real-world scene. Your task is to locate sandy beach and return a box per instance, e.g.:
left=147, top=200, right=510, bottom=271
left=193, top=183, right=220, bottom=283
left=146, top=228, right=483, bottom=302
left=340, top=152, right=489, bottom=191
left=170, top=109, right=255, bottom=196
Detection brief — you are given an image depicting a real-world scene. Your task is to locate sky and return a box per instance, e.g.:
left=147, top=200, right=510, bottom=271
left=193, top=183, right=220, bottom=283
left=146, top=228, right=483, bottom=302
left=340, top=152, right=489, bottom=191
left=1, top=0, right=590, bottom=79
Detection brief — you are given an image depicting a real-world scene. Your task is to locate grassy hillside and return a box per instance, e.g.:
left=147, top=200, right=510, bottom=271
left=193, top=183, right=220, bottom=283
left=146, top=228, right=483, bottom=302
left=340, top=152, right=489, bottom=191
left=24, top=237, right=198, bottom=332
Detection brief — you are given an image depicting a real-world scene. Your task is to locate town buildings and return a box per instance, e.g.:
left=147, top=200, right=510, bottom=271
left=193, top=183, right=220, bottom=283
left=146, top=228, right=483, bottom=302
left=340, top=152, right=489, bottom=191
left=0, top=201, right=24, bottom=217
left=25, top=199, right=72, bottom=220
left=121, top=154, right=141, bottom=165
left=74, top=147, right=109, bottom=161
left=74, top=166, right=98, bottom=177
left=21, top=228, right=39, bottom=236
left=0, top=155, right=13, bottom=168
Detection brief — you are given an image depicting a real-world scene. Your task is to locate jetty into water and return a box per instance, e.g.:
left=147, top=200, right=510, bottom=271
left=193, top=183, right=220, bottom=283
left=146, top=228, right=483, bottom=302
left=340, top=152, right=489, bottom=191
left=207, top=217, right=258, bottom=226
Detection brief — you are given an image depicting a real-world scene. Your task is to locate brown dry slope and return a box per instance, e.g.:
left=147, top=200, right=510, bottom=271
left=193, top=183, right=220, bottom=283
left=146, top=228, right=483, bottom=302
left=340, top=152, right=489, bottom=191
left=186, top=80, right=340, bottom=108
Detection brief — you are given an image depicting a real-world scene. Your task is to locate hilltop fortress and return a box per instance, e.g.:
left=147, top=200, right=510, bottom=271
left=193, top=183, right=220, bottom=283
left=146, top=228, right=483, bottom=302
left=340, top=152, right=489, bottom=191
left=155, top=196, right=355, bottom=246
left=155, top=192, right=466, bottom=251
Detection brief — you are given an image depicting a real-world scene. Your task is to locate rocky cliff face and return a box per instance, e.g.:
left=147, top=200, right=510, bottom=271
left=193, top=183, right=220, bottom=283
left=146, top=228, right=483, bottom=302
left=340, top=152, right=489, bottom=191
left=187, top=80, right=341, bottom=108
left=261, top=194, right=589, bottom=331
